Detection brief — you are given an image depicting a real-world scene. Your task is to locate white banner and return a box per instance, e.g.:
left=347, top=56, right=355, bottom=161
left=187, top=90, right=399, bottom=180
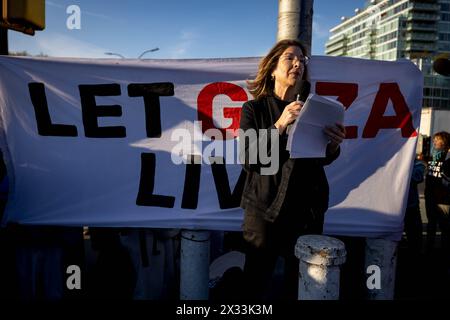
left=0, top=56, right=422, bottom=240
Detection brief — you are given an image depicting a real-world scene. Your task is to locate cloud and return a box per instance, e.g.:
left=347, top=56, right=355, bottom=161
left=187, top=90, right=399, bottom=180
left=82, top=10, right=116, bottom=22
left=169, top=30, right=199, bottom=59
left=34, top=32, right=108, bottom=58
left=46, top=1, right=65, bottom=9
left=311, top=15, right=334, bottom=55
left=313, top=19, right=330, bottom=39
left=47, top=1, right=122, bottom=23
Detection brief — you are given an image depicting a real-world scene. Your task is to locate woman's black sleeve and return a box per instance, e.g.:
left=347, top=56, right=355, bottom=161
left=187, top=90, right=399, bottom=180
left=320, top=144, right=341, bottom=166
left=239, top=102, right=279, bottom=175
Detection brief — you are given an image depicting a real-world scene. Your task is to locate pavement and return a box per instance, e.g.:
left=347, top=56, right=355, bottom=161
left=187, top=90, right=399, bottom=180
left=211, top=184, right=450, bottom=300
left=394, top=184, right=449, bottom=300
left=1, top=183, right=448, bottom=301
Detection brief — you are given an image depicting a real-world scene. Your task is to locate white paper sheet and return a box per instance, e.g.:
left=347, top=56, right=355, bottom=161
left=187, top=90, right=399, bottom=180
left=287, top=94, right=345, bottom=158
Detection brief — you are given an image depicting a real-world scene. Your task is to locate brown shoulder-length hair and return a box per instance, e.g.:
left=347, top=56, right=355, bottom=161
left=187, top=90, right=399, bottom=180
left=434, top=131, right=450, bottom=150
left=247, top=39, right=309, bottom=100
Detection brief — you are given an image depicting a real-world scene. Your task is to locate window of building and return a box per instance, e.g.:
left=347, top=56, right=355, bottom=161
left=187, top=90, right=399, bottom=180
left=433, top=88, right=442, bottom=97
left=377, top=31, right=398, bottom=44
left=380, top=41, right=397, bottom=51
left=424, top=77, right=434, bottom=86
left=438, top=23, right=450, bottom=32
left=439, top=43, right=450, bottom=51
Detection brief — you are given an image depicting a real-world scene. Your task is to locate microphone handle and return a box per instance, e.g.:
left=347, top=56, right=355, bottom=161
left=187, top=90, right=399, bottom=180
left=286, top=94, right=302, bottom=134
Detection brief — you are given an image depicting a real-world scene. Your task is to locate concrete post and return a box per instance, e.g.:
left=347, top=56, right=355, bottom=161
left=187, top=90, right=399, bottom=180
left=295, top=234, right=346, bottom=300
left=365, top=238, right=398, bottom=300
left=180, top=230, right=210, bottom=300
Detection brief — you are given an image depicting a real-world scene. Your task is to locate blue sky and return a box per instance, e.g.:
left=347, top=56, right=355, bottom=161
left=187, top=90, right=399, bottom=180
left=10, top=0, right=368, bottom=59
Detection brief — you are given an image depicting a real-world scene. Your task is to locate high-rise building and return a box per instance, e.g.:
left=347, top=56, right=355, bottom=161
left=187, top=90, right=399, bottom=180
left=325, top=0, right=450, bottom=113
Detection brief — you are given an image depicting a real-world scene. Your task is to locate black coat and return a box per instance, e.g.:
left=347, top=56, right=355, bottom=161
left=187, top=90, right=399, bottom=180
left=239, top=96, right=340, bottom=248
left=425, top=150, right=450, bottom=205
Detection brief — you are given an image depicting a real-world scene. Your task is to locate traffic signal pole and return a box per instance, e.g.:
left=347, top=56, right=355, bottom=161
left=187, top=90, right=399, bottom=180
left=0, top=27, right=8, bottom=55
left=0, top=1, right=8, bottom=55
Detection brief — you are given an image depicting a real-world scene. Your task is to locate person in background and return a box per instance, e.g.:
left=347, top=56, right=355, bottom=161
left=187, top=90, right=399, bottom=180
left=424, top=131, right=450, bottom=254
left=239, top=39, right=345, bottom=300
left=404, top=155, right=425, bottom=254
left=438, top=145, right=450, bottom=274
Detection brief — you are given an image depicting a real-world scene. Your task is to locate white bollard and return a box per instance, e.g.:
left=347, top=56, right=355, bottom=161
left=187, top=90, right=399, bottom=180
left=365, top=238, right=398, bottom=300
left=180, top=230, right=210, bottom=300
left=295, top=235, right=347, bottom=300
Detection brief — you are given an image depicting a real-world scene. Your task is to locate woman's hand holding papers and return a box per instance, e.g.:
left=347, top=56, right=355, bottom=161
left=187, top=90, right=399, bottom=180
left=324, top=123, right=346, bottom=155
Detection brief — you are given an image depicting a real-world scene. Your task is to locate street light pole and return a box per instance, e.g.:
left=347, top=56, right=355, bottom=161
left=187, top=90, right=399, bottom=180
left=104, top=52, right=125, bottom=59
left=104, top=48, right=159, bottom=59
left=138, top=47, right=159, bottom=59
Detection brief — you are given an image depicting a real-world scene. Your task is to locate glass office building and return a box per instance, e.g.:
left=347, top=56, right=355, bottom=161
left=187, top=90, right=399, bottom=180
left=325, top=0, right=450, bottom=110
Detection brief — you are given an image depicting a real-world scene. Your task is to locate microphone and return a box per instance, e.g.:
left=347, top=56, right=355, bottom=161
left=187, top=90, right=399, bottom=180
left=433, top=58, right=450, bottom=76
left=286, top=80, right=311, bottom=135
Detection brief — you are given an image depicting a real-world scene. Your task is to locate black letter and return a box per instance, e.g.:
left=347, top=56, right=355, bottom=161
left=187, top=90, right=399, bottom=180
left=79, top=84, right=125, bottom=138
left=127, top=83, right=174, bottom=138
left=136, top=153, right=175, bottom=208
left=181, top=155, right=201, bottom=209
left=209, top=157, right=246, bottom=209
left=28, top=82, right=78, bottom=136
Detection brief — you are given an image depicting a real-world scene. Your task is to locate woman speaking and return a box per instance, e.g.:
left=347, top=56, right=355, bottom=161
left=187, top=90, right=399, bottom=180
left=239, top=39, right=345, bottom=299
